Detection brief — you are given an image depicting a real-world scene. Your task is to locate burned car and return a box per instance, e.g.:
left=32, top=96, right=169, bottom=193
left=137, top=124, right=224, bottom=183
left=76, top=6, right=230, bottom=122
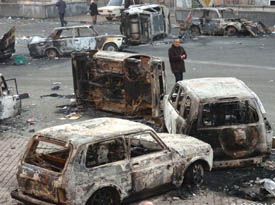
left=181, top=8, right=269, bottom=37
left=28, top=25, right=125, bottom=58
left=120, top=4, right=170, bottom=44
left=163, top=78, right=273, bottom=168
left=0, top=73, right=21, bottom=120
left=0, top=26, right=16, bottom=62
left=11, top=117, right=213, bottom=205
left=72, top=50, right=166, bottom=122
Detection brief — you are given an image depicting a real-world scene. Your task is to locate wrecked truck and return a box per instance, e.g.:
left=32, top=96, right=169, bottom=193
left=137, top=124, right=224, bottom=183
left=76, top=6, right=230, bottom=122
left=163, top=78, right=273, bottom=168
left=28, top=25, right=126, bottom=58
left=11, top=117, right=213, bottom=205
left=72, top=50, right=166, bottom=122
left=0, top=26, right=16, bottom=61
left=120, top=4, right=171, bottom=44
left=179, top=8, right=270, bottom=37
left=0, top=73, right=21, bottom=120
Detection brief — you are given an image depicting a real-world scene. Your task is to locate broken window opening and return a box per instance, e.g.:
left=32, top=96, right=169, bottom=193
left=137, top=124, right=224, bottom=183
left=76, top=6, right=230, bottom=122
left=183, top=96, right=191, bottom=120
left=85, top=138, right=126, bottom=168
left=24, top=138, right=71, bottom=173
left=126, top=133, right=163, bottom=158
left=201, top=100, right=259, bottom=127
left=169, top=84, right=180, bottom=105
left=176, top=88, right=185, bottom=113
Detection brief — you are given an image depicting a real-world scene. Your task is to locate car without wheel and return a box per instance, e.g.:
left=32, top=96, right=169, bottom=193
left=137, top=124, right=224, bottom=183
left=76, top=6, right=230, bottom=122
left=11, top=117, right=213, bottom=205
left=27, top=25, right=126, bottom=58
left=163, top=78, right=273, bottom=168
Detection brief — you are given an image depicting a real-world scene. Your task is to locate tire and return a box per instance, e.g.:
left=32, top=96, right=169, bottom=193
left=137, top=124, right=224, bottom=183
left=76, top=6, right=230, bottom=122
left=45, top=49, right=58, bottom=58
left=225, top=26, right=238, bottom=36
left=190, top=26, right=200, bottom=36
left=87, top=188, right=120, bottom=205
left=103, top=43, right=118, bottom=51
left=106, top=17, right=113, bottom=21
left=185, top=163, right=204, bottom=186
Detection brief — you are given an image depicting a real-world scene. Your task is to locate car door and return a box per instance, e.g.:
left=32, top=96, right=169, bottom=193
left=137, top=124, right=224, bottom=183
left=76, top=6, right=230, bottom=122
left=53, top=28, right=75, bottom=54
left=164, top=84, right=184, bottom=134
left=125, top=131, right=174, bottom=193
left=73, top=27, right=96, bottom=51
left=202, top=10, right=221, bottom=35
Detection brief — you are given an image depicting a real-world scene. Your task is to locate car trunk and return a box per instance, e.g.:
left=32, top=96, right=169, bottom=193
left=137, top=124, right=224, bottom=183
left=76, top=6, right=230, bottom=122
left=17, top=136, right=71, bottom=204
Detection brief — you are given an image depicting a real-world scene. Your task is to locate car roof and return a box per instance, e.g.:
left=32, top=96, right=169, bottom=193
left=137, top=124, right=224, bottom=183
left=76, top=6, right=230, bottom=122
left=53, top=25, right=93, bottom=30
left=192, top=7, right=234, bottom=12
left=177, top=77, right=255, bottom=100
left=36, top=117, right=153, bottom=145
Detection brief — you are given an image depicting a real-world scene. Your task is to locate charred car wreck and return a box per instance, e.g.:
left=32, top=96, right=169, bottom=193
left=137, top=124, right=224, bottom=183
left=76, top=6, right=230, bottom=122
left=120, top=4, right=171, bottom=44
left=28, top=25, right=126, bottom=58
left=0, top=73, right=21, bottom=120
left=72, top=50, right=166, bottom=122
left=11, top=118, right=213, bottom=205
left=163, top=77, right=273, bottom=168
left=0, top=26, right=16, bottom=62
left=180, top=8, right=270, bottom=37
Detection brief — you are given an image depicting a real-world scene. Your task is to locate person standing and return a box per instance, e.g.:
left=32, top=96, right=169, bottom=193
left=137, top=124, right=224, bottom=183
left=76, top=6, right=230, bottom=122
left=56, top=0, right=67, bottom=27
left=89, top=0, right=98, bottom=25
left=168, top=39, right=187, bottom=82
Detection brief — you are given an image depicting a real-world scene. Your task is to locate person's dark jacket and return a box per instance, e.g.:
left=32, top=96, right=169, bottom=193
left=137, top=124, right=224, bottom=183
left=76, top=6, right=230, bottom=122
left=56, top=0, right=67, bottom=14
left=89, top=3, right=98, bottom=15
left=168, top=44, right=187, bottom=73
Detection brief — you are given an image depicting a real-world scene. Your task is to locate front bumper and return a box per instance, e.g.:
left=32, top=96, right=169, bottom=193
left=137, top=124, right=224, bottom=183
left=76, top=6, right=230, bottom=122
left=11, top=189, right=55, bottom=205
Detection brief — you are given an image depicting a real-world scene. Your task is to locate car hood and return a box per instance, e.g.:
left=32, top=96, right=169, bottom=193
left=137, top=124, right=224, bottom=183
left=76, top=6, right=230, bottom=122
left=98, top=6, right=122, bottom=10
left=28, top=36, right=47, bottom=44
left=158, top=133, right=212, bottom=156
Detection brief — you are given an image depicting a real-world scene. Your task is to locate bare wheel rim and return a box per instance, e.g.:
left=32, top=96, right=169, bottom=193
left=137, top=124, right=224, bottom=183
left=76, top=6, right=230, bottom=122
left=46, top=49, right=57, bottom=58
left=91, top=189, right=116, bottom=205
left=191, top=26, right=200, bottom=36
left=192, top=164, right=204, bottom=186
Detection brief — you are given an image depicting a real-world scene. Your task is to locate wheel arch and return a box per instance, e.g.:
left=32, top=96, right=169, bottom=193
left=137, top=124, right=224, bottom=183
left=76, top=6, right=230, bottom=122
left=102, top=41, right=119, bottom=50
left=184, top=157, right=212, bottom=174
left=84, top=183, right=124, bottom=205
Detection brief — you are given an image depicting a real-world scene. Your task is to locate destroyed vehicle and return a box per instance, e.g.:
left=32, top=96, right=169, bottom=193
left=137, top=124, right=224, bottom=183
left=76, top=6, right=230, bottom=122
left=0, top=26, right=16, bottom=62
left=11, top=117, right=213, bottom=205
left=181, top=8, right=269, bottom=37
left=28, top=25, right=126, bottom=58
left=0, top=73, right=21, bottom=120
left=120, top=4, right=171, bottom=44
left=163, top=77, right=273, bottom=168
left=72, top=50, right=166, bottom=122
left=98, top=0, right=139, bottom=21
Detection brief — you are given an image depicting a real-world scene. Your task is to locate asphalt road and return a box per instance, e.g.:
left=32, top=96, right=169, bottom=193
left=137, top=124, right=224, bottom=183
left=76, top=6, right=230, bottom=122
left=0, top=17, right=275, bottom=205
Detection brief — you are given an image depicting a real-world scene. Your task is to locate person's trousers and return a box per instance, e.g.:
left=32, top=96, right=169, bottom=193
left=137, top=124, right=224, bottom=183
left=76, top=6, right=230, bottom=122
left=174, top=72, right=183, bottom=82
left=59, top=13, right=67, bottom=27
left=91, top=15, right=97, bottom=24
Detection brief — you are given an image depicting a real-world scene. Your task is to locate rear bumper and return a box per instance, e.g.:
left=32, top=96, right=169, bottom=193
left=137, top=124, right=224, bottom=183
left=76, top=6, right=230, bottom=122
left=213, top=156, right=265, bottom=168
left=11, top=189, right=55, bottom=205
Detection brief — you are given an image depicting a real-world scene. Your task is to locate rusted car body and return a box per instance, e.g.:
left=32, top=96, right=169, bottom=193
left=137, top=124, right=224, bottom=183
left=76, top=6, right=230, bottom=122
left=163, top=78, right=273, bottom=168
left=28, top=25, right=126, bottom=58
left=183, top=8, right=269, bottom=37
left=0, top=26, right=16, bottom=61
left=0, top=73, right=21, bottom=120
left=11, top=117, right=213, bottom=205
left=72, top=50, right=166, bottom=122
left=120, top=4, right=171, bottom=44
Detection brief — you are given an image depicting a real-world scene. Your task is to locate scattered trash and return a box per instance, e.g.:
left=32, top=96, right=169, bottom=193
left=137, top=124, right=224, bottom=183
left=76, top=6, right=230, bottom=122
left=51, top=82, right=61, bottom=90
left=13, top=55, right=26, bottom=65
left=19, top=93, right=30, bottom=99
left=40, top=93, right=74, bottom=99
left=258, top=178, right=275, bottom=197
left=26, top=116, right=37, bottom=125
left=65, top=113, right=81, bottom=120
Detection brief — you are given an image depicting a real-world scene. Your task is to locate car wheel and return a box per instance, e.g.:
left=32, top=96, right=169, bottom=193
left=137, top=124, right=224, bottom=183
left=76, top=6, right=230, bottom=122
left=225, top=26, right=238, bottom=36
left=87, top=188, right=120, bottom=205
left=185, top=163, right=204, bottom=186
left=103, top=43, right=118, bottom=51
left=106, top=17, right=113, bottom=21
left=190, top=26, right=200, bottom=36
left=45, top=49, right=58, bottom=58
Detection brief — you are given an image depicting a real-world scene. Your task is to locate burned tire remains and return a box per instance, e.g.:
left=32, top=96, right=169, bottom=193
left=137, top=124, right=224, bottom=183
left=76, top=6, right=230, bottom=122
left=225, top=26, right=238, bottom=36
left=103, top=43, right=118, bottom=51
left=190, top=26, right=200, bottom=36
left=46, top=48, right=58, bottom=58
left=185, top=163, right=204, bottom=186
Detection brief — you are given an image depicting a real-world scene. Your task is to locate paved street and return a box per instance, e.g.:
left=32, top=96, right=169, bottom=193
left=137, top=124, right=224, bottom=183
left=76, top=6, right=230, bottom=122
left=0, top=15, right=275, bottom=205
